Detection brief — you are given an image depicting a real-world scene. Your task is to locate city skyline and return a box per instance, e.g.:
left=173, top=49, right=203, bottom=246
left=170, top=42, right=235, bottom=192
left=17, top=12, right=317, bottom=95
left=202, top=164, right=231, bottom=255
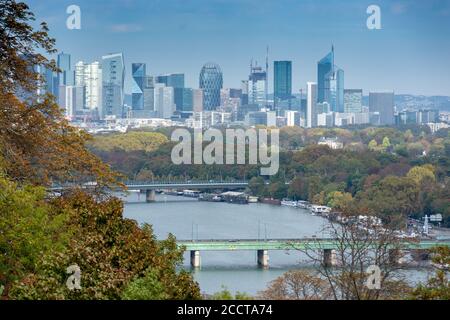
left=25, top=0, right=450, bottom=96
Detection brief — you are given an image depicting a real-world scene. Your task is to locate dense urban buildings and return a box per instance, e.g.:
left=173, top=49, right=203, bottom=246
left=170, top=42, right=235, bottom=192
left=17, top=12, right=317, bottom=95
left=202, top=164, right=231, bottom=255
left=47, top=48, right=444, bottom=132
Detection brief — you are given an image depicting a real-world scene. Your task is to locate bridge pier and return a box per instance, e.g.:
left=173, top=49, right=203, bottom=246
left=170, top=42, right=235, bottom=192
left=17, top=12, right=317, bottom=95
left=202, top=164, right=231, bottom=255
left=190, top=250, right=201, bottom=268
left=145, top=190, right=156, bottom=203
left=257, top=250, right=269, bottom=268
left=411, top=249, right=430, bottom=262
left=323, top=249, right=337, bottom=267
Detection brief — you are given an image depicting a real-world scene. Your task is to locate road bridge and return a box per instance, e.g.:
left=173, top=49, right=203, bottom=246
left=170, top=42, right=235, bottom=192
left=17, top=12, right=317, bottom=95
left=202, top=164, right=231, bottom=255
left=176, top=238, right=450, bottom=268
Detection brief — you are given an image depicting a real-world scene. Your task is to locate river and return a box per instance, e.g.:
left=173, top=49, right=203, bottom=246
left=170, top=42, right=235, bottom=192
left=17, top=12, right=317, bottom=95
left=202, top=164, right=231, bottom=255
left=122, top=192, right=430, bottom=296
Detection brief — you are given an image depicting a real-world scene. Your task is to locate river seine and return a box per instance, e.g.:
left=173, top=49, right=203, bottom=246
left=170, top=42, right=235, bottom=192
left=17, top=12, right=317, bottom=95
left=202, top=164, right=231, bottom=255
left=122, top=193, right=428, bottom=295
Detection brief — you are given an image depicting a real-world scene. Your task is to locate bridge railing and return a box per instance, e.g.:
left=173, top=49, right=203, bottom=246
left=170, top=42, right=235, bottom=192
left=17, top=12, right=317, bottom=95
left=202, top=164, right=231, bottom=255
left=123, top=180, right=250, bottom=186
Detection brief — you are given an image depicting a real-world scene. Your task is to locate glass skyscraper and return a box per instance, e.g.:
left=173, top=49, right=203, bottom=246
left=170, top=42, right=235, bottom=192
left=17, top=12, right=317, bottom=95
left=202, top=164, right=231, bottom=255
left=132, top=63, right=146, bottom=111
left=318, top=46, right=344, bottom=113
left=57, top=52, right=74, bottom=87
left=199, top=63, right=223, bottom=110
left=274, top=61, right=292, bottom=102
left=155, top=73, right=185, bottom=111
left=102, top=53, right=125, bottom=118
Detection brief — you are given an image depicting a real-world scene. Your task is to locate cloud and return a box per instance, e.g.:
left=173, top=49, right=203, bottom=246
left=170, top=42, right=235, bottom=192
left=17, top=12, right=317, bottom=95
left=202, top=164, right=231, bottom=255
left=109, top=24, right=143, bottom=33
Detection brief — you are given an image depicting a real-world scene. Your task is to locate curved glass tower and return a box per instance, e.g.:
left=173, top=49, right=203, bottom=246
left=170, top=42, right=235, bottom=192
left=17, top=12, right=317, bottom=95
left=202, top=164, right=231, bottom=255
left=317, top=46, right=344, bottom=113
left=199, top=62, right=223, bottom=110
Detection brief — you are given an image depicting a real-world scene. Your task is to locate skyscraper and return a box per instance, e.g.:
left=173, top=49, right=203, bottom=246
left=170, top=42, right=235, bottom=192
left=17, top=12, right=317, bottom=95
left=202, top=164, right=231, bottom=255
left=199, top=63, right=223, bottom=110
left=307, top=82, right=317, bottom=128
left=182, top=88, right=194, bottom=112
left=154, top=83, right=175, bottom=119
left=74, top=61, right=102, bottom=114
left=248, top=63, right=267, bottom=107
left=57, top=52, right=74, bottom=86
left=318, top=46, right=344, bottom=112
left=131, top=63, right=146, bottom=111
left=155, top=73, right=185, bottom=111
left=369, top=91, right=395, bottom=125
left=102, top=53, right=125, bottom=119
left=274, top=61, right=292, bottom=104
left=193, top=89, right=204, bottom=112
left=344, top=89, right=363, bottom=113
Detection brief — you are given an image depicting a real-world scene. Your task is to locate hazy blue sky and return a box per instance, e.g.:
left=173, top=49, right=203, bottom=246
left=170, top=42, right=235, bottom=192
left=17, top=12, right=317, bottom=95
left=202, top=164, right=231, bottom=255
left=25, top=0, right=450, bottom=96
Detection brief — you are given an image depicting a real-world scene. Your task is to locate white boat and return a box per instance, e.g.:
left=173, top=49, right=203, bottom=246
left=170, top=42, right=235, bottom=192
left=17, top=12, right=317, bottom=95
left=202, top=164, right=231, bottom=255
left=248, top=196, right=259, bottom=203
left=281, top=199, right=298, bottom=207
left=297, top=201, right=310, bottom=209
left=310, top=205, right=331, bottom=215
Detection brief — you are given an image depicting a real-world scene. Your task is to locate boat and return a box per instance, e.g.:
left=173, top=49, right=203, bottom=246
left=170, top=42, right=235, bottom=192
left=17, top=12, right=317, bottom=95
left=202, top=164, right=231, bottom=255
left=296, top=201, right=310, bottom=209
left=281, top=199, right=298, bottom=207
left=310, top=205, right=331, bottom=216
left=248, top=196, right=259, bottom=203
left=261, top=198, right=282, bottom=205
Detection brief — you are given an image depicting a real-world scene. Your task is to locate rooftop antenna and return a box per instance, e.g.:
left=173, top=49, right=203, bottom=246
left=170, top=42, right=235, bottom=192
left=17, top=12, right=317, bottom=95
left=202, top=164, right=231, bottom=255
left=331, top=44, right=335, bottom=75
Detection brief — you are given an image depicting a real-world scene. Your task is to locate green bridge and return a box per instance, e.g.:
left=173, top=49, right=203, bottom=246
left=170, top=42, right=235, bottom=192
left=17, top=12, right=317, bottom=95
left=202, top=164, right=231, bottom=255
left=176, top=238, right=450, bottom=268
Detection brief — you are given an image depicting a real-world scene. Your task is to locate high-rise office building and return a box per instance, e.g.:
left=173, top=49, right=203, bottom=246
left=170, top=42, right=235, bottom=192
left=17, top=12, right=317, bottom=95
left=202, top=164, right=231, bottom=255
left=318, top=46, right=344, bottom=112
left=307, top=82, right=317, bottom=128
left=131, top=63, right=146, bottom=111
left=344, top=89, right=363, bottom=113
left=199, top=63, right=223, bottom=110
left=241, top=80, right=249, bottom=105
left=193, top=89, right=204, bottom=112
left=35, top=65, right=56, bottom=97
left=156, top=73, right=185, bottom=111
left=285, top=110, right=300, bottom=127
left=182, top=88, right=194, bottom=112
left=74, top=61, right=102, bottom=114
left=102, top=53, right=125, bottom=118
left=154, top=83, right=175, bottom=119
left=64, top=85, right=85, bottom=118
left=132, top=75, right=155, bottom=118
left=369, top=91, right=395, bottom=125
left=274, top=61, right=292, bottom=104
left=57, top=52, right=74, bottom=87
left=248, top=63, right=267, bottom=107
left=318, top=48, right=333, bottom=104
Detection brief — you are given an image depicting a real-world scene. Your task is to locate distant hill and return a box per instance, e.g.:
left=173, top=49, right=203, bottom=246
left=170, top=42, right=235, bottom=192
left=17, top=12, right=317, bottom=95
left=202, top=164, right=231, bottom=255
left=363, top=95, right=450, bottom=111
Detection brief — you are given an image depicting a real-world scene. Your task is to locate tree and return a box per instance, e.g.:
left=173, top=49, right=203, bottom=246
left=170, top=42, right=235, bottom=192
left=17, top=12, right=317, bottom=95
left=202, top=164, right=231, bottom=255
left=121, top=269, right=168, bottom=300
left=90, top=132, right=168, bottom=153
left=382, top=137, right=391, bottom=149
left=0, top=175, right=69, bottom=298
left=9, top=191, right=201, bottom=300
left=327, top=191, right=353, bottom=211
left=211, top=287, right=252, bottom=300
left=407, top=165, right=435, bottom=185
left=258, top=270, right=332, bottom=300
left=0, top=0, right=118, bottom=187
left=297, top=216, right=412, bottom=300
left=411, top=246, right=450, bottom=300
left=288, top=177, right=307, bottom=200
left=248, top=176, right=266, bottom=197
left=368, top=140, right=378, bottom=151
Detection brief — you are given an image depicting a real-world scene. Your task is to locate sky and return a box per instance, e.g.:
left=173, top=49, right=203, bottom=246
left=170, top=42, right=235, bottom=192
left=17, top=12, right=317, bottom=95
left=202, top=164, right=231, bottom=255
left=25, top=0, right=450, bottom=96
